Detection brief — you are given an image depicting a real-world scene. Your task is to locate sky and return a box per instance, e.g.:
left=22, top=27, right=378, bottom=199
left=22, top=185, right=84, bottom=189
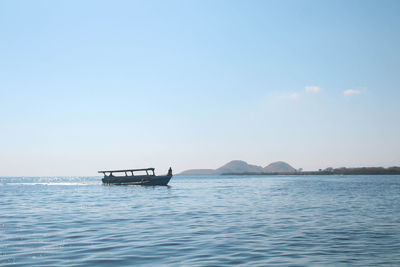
left=1, top=0, right=400, bottom=176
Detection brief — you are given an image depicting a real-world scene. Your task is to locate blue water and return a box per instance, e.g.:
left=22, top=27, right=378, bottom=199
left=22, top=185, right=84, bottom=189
left=1, top=175, right=400, bottom=266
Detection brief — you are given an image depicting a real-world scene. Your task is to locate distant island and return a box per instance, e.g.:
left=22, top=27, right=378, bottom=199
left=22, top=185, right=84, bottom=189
left=180, top=160, right=400, bottom=175
left=180, top=160, right=296, bottom=175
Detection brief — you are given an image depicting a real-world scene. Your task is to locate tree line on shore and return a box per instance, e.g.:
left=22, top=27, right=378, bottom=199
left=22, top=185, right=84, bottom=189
left=222, top=166, right=400, bottom=175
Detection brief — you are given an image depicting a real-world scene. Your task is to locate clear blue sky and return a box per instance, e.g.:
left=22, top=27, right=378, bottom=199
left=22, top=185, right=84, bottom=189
left=1, top=0, right=399, bottom=176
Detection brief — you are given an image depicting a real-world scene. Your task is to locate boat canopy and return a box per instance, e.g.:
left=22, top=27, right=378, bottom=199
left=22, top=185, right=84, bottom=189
left=98, top=168, right=155, bottom=176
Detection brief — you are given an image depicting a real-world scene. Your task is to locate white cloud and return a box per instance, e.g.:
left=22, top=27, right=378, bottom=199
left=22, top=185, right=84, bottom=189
left=305, top=86, right=323, bottom=93
left=279, top=92, right=299, bottom=100
left=289, top=92, right=299, bottom=99
left=343, top=89, right=361, bottom=96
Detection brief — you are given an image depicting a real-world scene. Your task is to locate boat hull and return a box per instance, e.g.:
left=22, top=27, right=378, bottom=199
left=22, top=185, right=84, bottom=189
left=102, top=174, right=172, bottom=186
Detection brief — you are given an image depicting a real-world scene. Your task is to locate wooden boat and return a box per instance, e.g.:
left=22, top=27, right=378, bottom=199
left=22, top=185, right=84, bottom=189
left=99, top=167, right=173, bottom=186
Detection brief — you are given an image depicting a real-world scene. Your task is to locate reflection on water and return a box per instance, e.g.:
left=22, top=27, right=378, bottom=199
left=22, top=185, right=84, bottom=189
left=1, top=175, right=400, bottom=266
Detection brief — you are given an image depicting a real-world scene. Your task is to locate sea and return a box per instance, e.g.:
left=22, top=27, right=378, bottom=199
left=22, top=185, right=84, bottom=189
left=1, top=175, right=400, bottom=266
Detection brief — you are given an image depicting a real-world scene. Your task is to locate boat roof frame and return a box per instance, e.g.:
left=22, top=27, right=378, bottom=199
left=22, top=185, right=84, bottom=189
left=98, top=168, right=155, bottom=174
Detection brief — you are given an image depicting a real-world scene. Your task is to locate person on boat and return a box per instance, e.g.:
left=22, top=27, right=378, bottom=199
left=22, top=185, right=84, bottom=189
left=168, top=167, right=172, bottom=176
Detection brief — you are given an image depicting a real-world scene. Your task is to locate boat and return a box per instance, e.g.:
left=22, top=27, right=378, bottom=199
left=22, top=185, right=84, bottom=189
left=99, top=167, right=173, bottom=186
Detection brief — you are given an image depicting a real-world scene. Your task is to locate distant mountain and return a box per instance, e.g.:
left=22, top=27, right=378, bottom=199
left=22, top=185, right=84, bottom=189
left=215, top=160, right=264, bottom=174
left=179, top=160, right=296, bottom=175
left=264, top=161, right=296, bottom=173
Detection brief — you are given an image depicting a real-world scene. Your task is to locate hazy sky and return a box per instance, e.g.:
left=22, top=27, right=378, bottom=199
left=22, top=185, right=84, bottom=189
left=1, top=0, right=400, bottom=176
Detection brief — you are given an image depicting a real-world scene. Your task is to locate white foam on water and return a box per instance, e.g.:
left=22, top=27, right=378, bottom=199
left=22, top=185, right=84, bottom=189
left=5, top=182, right=97, bottom=186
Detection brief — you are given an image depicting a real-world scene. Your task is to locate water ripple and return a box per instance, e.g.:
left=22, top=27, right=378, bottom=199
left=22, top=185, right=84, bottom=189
left=1, top=175, right=400, bottom=266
